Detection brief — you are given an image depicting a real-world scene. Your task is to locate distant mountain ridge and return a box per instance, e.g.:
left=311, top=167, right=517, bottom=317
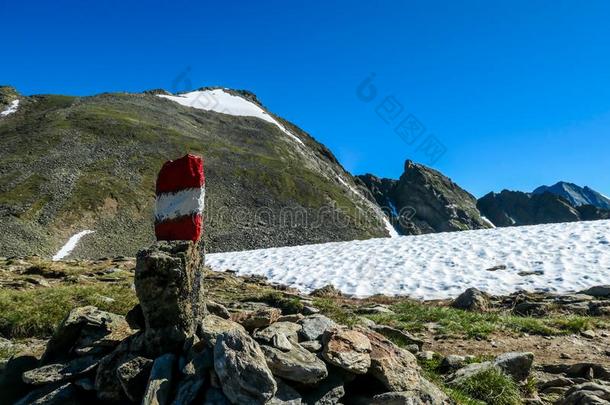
left=533, top=181, right=610, bottom=210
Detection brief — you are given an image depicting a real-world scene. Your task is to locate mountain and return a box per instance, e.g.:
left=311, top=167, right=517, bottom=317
left=533, top=181, right=610, bottom=209
left=357, top=160, right=492, bottom=234
left=0, top=86, right=392, bottom=258
left=477, top=188, right=610, bottom=227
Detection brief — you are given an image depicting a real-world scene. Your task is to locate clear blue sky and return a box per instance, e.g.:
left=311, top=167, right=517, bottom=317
left=3, top=0, right=610, bottom=197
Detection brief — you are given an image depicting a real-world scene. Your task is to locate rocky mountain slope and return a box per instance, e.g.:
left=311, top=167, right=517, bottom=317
left=477, top=189, right=610, bottom=227
left=534, top=181, right=610, bottom=209
left=0, top=86, right=392, bottom=258
left=357, top=160, right=492, bottom=235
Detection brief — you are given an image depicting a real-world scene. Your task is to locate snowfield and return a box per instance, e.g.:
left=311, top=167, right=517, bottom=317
left=207, top=220, right=610, bottom=299
left=1, top=100, right=19, bottom=117
left=52, top=230, right=95, bottom=261
left=158, top=89, right=304, bottom=145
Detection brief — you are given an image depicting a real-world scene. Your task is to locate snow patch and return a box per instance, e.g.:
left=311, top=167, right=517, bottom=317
left=158, top=89, right=304, bottom=145
left=207, top=220, right=610, bottom=299
left=382, top=216, right=400, bottom=238
left=52, top=230, right=95, bottom=261
left=1, top=100, right=19, bottom=117
left=481, top=216, right=496, bottom=228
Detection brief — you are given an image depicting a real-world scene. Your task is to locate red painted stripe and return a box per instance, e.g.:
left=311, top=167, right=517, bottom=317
left=155, top=214, right=203, bottom=242
left=156, top=154, right=205, bottom=194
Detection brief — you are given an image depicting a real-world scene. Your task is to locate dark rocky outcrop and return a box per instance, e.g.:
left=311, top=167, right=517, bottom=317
left=358, top=160, right=491, bottom=235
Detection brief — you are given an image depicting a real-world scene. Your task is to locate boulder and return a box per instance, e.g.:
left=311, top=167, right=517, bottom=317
left=135, top=241, right=205, bottom=354
left=254, top=322, right=302, bottom=347
left=0, top=350, right=44, bottom=403
left=232, top=308, right=282, bottom=330
left=43, top=306, right=132, bottom=362
left=370, top=325, right=424, bottom=350
left=356, top=304, right=395, bottom=315
left=14, top=382, right=80, bottom=405
left=578, top=285, right=610, bottom=298
left=300, top=340, right=322, bottom=353
left=310, top=285, right=342, bottom=298
left=302, top=368, right=347, bottom=405
left=22, top=355, right=100, bottom=385
left=213, top=329, right=277, bottom=404
left=261, top=342, right=328, bottom=384
left=493, top=352, right=534, bottom=382
left=142, top=353, right=176, bottom=405
left=558, top=382, right=610, bottom=405
left=371, top=377, right=450, bottom=404
left=207, top=301, right=231, bottom=319
left=199, top=315, right=246, bottom=347
left=269, top=379, right=303, bottom=404
left=356, top=327, right=420, bottom=391
left=298, top=315, right=338, bottom=341
left=321, top=329, right=371, bottom=374
left=116, top=356, right=153, bottom=402
left=439, top=355, right=466, bottom=374
left=452, top=288, right=489, bottom=312
left=448, top=362, right=496, bottom=385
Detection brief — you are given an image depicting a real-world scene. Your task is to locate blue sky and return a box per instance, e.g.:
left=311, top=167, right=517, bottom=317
left=3, top=0, right=610, bottom=197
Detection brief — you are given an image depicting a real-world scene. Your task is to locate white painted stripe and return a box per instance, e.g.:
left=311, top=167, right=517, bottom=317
left=155, top=187, right=205, bottom=222
left=52, top=230, right=95, bottom=261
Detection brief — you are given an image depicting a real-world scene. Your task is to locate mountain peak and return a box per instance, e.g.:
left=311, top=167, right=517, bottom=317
left=533, top=181, right=610, bottom=209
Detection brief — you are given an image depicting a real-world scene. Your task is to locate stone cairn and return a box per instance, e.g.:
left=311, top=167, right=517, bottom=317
left=7, top=155, right=452, bottom=404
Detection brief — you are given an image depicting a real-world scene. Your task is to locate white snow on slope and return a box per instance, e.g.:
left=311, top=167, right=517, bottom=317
left=207, top=220, right=610, bottom=299
left=52, top=230, right=95, bottom=261
left=1, top=100, right=19, bottom=117
left=158, top=89, right=304, bottom=145
left=382, top=216, right=400, bottom=238
left=481, top=216, right=496, bottom=229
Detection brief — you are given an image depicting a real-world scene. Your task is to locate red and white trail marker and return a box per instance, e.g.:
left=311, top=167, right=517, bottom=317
left=155, top=154, right=205, bottom=242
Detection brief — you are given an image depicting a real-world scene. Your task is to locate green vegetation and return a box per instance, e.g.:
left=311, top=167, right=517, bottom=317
left=0, top=283, right=136, bottom=338
left=452, top=368, right=522, bottom=405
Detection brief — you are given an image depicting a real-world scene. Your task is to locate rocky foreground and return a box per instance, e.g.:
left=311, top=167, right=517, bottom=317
left=0, top=253, right=609, bottom=404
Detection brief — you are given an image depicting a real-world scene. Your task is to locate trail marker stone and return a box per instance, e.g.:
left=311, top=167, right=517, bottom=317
left=155, top=154, right=205, bottom=242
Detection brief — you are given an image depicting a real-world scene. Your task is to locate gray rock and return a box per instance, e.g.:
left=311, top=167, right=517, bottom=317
left=214, top=329, right=277, bottom=404
left=322, top=329, right=371, bottom=374
left=310, top=285, right=342, bottom=298
left=42, top=305, right=132, bottom=362
left=116, top=356, right=153, bottom=402
left=357, top=327, right=420, bottom=391
left=302, top=305, right=321, bottom=315
left=253, top=322, right=302, bottom=347
left=261, top=342, right=328, bottom=384
left=269, top=379, right=303, bottom=404
left=558, top=381, right=610, bottom=404
left=582, top=330, right=597, bottom=339
left=135, top=241, right=205, bottom=355
left=356, top=304, right=395, bottom=315
left=0, top=350, right=44, bottom=404
left=301, top=340, right=322, bottom=353
left=207, top=301, right=231, bottom=319
left=199, top=315, right=246, bottom=347
left=22, top=355, right=99, bottom=385
left=513, top=301, right=551, bottom=316
left=578, top=285, right=610, bottom=298
left=493, top=352, right=534, bottom=382
left=372, top=378, right=450, bottom=404
left=370, top=325, right=424, bottom=350
left=439, top=355, right=466, bottom=373
left=172, top=340, right=212, bottom=405
left=14, top=383, right=80, bottom=405
left=231, top=307, right=282, bottom=330
left=452, top=288, right=489, bottom=312
left=142, top=353, right=176, bottom=405
left=302, top=368, right=348, bottom=405
left=298, top=315, right=338, bottom=341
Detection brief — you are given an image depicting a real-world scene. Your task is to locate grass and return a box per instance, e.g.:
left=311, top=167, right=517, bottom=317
left=0, top=283, right=137, bottom=339
left=452, top=368, right=522, bottom=405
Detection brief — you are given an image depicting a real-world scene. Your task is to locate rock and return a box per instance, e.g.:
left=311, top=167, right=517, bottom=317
left=135, top=241, right=205, bottom=354
left=448, top=362, right=496, bottom=385
left=582, top=330, right=597, bottom=339
left=199, top=315, right=246, bottom=347
left=269, top=379, right=303, bottom=404
left=173, top=340, right=212, bottom=405
left=14, top=382, right=80, bottom=405
left=298, top=315, right=338, bottom=341
left=357, top=327, right=420, bottom=391
left=202, top=387, right=231, bottom=404
left=125, top=304, right=145, bottom=330
left=417, top=351, right=436, bottom=361
left=493, top=352, right=534, bottom=382
left=513, top=301, right=551, bottom=316
left=43, top=306, right=132, bottom=362
left=214, top=329, right=277, bottom=404
left=261, top=342, right=328, bottom=384
left=310, top=285, right=342, bottom=298
left=0, top=350, right=44, bottom=403
left=372, top=377, right=450, bottom=404
left=452, top=288, right=489, bottom=312
left=254, top=322, right=302, bottom=348
left=321, top=329, right=371, bottom=374
left=356, top=304, right=395, bottom=315
left=232, top=307, right=282, bottom=330
left=116, top=356, right=153, bottom=402
left=302, top=305, right=320, bottom=315
left=207, top=301, right=231, bottom=319
left=95, top=333, right=145, bottom=402
left=370, top=325, right=424, bottom=350
left=278, top=314, right=305, bottom=323
left=578, top=285, right=610, bottom=298
left=439, top=355, right=466, bottom=373
left=22, top=355, right=100, bottom=385
left=142, top=353, right=176, bottom=405
left=301, top=340, right=322, bottom=353
left=558, top=381, right=610, bottom=404
left=302, top=368, right=347, bottom=405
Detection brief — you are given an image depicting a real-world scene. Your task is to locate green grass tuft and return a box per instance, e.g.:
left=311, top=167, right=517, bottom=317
left=452, top=368, right=522, bottom=405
